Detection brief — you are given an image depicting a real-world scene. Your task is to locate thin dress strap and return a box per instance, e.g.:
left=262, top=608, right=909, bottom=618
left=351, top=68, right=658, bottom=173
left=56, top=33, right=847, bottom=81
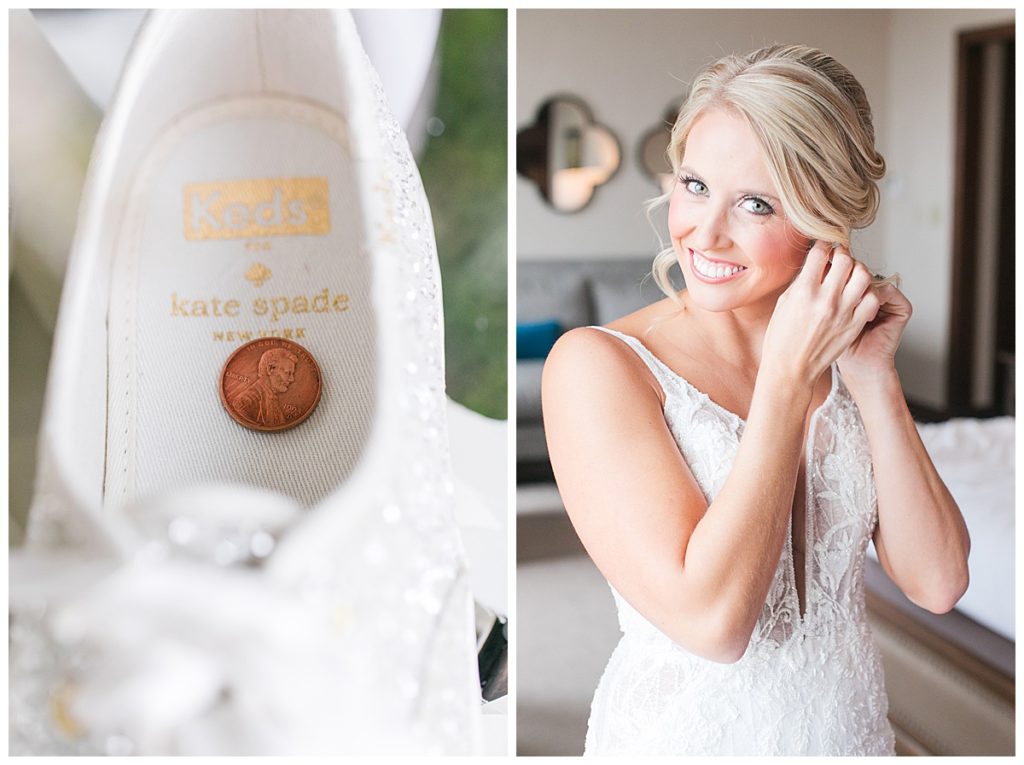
left=586, top=325, right=681, bottom=398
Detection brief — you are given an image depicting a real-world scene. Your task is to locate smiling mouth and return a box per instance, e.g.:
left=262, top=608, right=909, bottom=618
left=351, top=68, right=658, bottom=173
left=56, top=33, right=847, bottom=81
left=689, top=249, right=748, bottom=282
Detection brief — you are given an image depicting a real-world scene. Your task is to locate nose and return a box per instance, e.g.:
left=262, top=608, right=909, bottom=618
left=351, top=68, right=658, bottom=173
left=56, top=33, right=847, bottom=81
left=689, top=202, right=732, bottom=252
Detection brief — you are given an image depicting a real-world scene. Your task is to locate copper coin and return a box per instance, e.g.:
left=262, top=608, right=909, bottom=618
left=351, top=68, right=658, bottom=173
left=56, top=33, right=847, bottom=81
left=219, top=338, right=322, bottom=432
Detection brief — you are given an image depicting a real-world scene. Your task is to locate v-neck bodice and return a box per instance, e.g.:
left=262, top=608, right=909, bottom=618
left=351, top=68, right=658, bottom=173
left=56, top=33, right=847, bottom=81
left=583, top=326, right=894, bottom=756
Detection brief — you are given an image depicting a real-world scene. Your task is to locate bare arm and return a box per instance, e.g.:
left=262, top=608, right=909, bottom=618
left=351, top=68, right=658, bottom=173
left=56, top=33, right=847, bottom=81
left=846, top=371, right=970, bottom=613
left=837, top=280, right=971, bottom=614
left=543, top=329, right=811, bottom=662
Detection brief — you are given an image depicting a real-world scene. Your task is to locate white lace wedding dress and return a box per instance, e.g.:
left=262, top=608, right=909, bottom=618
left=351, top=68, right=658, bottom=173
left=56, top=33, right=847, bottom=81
left=584, top=328, right=895, bottom=756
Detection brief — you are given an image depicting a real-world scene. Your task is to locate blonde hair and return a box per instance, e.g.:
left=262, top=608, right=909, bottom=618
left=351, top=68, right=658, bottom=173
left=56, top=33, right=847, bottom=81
left=651, top=44, right=897, bottom=298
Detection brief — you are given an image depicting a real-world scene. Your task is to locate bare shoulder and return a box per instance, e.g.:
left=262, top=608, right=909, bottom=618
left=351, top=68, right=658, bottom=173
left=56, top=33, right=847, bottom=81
left=543, top=296, right=682, bottom=404
left=543, top=325, right=658, bottom=407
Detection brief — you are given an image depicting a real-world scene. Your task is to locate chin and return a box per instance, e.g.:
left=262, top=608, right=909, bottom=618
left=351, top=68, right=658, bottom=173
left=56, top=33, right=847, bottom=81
left=678, top=269, right=742, bottom=313
left=684, top=285, right=748, bottom=313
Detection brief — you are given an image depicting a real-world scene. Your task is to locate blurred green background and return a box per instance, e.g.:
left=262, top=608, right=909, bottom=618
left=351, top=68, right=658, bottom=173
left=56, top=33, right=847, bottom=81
left=419, top=9, right=508, bottom=420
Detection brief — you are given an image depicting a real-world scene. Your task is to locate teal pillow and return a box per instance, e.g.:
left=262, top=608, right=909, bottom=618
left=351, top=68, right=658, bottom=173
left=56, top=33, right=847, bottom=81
left=517, top=320, right=562, bottom=359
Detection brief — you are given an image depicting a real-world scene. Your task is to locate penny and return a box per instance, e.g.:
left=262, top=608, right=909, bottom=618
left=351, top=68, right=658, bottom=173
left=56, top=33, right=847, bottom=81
left=219, top=338, right=322, bottom=432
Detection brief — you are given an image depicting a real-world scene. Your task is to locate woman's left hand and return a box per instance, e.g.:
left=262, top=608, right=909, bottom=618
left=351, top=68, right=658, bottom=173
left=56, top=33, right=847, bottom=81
left=837, top=281, right=913, bottom=385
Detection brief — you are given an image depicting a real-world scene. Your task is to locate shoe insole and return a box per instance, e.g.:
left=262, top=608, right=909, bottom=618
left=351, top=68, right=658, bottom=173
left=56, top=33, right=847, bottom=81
left=106, top=97, right=375, bottom=509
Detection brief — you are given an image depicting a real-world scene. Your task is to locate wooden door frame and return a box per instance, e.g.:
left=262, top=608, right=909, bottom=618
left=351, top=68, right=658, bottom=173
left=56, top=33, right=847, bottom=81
left=947, top=23, right=1014, bottom=417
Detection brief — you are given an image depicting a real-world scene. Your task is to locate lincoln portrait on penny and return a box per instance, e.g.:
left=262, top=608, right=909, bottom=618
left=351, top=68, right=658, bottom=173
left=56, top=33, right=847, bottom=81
left=232, top=347, right=298, bottom=427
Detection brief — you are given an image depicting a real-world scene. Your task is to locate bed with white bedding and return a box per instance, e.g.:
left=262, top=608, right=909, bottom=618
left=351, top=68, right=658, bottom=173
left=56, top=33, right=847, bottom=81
left=864, top=415, right=1015, bottom=755
left=868, top=416, right=1014, bottom=639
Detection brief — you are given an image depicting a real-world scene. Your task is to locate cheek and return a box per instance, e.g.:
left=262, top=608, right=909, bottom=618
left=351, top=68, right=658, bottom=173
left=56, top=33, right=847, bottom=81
left=744, top=227, right=808, bottom=273
left=667, top=191, right=694, bottom=240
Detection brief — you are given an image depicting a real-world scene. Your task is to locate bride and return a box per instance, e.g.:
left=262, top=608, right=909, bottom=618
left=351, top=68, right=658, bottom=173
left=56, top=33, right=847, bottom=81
left=542, top=44, right=970, bottom=756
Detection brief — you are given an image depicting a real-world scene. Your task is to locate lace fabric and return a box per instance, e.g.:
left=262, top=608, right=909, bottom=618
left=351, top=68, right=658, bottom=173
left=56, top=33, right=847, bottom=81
left=583, top=327, right=895, bottom=756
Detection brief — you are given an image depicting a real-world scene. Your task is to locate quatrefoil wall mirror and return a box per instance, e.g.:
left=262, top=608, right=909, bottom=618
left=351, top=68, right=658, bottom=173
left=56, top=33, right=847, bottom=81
left=517, top=96, right=621, bottom=213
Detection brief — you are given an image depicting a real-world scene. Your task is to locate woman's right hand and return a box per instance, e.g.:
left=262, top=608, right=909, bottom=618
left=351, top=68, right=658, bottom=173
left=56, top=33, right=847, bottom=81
left=762, top=240, right=881, bottom=388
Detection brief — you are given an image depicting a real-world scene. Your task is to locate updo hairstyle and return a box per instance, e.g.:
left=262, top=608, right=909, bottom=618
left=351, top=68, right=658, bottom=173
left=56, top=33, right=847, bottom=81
left=652, top=44, right=893, bottom=299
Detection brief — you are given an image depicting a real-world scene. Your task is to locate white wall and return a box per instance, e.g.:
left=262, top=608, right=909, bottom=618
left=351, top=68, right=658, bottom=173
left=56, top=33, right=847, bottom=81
left=517, top=8, right=1014, bottom=409
left=882, top=8, right=1013, bottom=408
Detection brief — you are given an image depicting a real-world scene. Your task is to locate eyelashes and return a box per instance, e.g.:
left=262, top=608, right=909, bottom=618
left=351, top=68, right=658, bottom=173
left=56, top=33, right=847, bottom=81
left=679, top=175, right=708, bottom=196
left=678, top=174, right=776, bottom=217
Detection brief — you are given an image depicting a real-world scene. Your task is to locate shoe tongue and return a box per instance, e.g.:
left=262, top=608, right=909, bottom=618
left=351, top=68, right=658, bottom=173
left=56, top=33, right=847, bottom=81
left=126, top=483, right=302, bottom=567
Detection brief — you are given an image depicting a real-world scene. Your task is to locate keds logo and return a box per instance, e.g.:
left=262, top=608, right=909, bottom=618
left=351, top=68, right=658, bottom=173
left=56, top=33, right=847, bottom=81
left=183, top=177, right=330, bottom=240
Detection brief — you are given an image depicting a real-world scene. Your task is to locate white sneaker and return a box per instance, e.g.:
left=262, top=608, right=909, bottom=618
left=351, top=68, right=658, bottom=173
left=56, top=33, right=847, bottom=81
left=10, top=9, right=482, bottom=755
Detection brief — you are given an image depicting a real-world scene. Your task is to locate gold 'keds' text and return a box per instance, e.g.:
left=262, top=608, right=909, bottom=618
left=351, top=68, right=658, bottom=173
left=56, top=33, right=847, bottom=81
left=171, top=289, right=349, bottom=321
left=183, top=177, right=330, bottom=240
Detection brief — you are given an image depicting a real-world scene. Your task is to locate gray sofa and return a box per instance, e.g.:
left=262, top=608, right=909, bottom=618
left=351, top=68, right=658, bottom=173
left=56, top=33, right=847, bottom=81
left=517, top=258, right=665, bottom=477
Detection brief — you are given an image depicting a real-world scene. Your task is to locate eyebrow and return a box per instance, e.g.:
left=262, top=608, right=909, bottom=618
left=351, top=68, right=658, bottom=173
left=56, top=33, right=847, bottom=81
left=679, top=165, right=781, bottom=204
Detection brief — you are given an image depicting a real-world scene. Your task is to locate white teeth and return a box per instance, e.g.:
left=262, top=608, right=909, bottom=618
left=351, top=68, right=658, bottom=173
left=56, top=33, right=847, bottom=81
left=691, top=250, right=745, bottom=279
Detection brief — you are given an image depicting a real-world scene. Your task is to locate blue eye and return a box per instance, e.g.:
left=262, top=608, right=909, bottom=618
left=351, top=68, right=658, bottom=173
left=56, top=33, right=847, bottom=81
left=680, top=175, right=707, bottom=196
left=742, top=196, right=775, bottom=216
